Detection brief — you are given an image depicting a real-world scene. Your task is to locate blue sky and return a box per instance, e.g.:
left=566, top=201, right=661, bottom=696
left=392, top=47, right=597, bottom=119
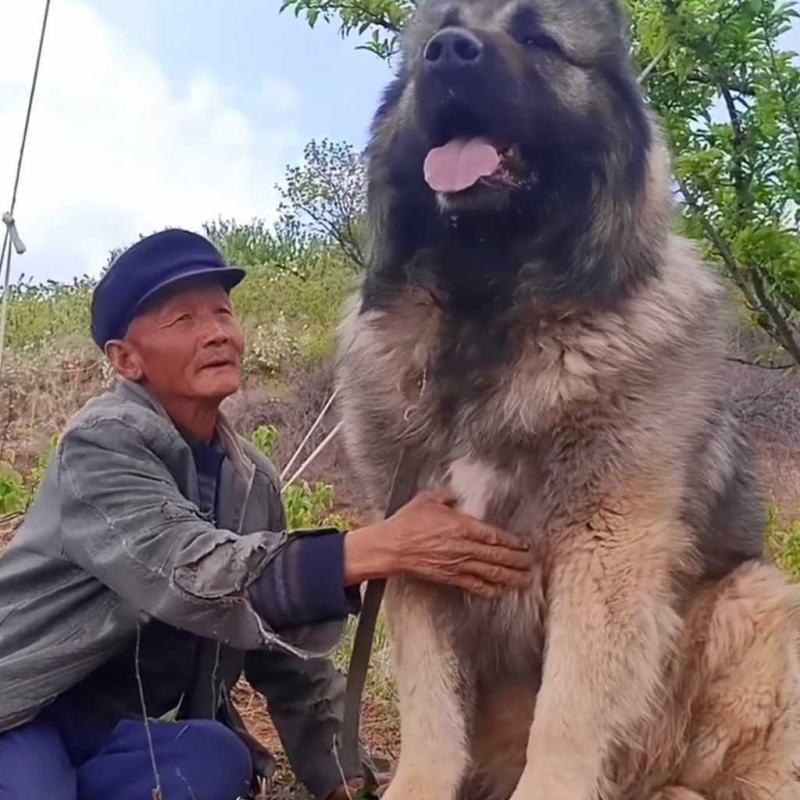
left=0, top=0, right=393, bottom=283
left=89, top=0, right=393, bottom=149
left=0, top=1, right=797, bottom=283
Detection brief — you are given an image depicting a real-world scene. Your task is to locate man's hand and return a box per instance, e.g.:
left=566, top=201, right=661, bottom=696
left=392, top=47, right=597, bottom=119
left=343, top=489, right=533, bottom=598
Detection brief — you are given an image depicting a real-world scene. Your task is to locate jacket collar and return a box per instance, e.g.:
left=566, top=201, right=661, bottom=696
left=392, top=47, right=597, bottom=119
left=112, top=378, right=256, bottom=490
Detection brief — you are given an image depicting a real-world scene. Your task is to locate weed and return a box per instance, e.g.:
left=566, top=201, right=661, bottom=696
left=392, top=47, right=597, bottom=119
left=282, top=480, right=349, bottom=530
left=766, top=502, right=800, bottom=580
left=0, top=463, right=25, bottom=514
left=251, top=424, right=281, bottom=458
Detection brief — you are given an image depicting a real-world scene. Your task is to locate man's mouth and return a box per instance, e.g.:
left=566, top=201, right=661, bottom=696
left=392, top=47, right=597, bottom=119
left=200, top=356, right=237, bottom=370
left=423, top=138, right=522, bottom=194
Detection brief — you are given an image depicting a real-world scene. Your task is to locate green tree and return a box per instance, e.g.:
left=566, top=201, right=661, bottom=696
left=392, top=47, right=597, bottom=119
left=278, top=138, right=367, bottom=269
left=282, top=0, right=800, bottom=364
left=280, top=0, right=415, bottom=58
left=632, top=0, right=800, bottom=364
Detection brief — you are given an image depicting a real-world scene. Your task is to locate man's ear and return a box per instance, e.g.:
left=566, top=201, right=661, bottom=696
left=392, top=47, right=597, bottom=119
left=105, top=339, right=144, bottom=381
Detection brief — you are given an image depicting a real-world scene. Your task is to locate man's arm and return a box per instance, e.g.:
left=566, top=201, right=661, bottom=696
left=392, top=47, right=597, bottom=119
left=56, top=416, right=334, bottom=654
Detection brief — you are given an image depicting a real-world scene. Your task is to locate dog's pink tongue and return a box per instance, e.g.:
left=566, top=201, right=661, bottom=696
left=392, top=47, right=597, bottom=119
left=424, top=138, right=501, bottom=193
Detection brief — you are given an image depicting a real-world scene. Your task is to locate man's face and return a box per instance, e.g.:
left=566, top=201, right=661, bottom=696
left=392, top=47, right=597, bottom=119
left=111, top=280, right=245, bottom=403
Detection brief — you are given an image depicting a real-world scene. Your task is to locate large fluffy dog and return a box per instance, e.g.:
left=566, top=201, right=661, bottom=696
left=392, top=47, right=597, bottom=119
left=335, top=1, right=800, bottom=798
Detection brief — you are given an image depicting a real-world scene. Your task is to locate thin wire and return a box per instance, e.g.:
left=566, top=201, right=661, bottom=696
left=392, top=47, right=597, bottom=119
left=8, top=0, right=51, bottom=221
left=283, top=420, right=342, bottom=490
left=135, top=625, right=164, bottom=800
left=0, top=239, right=12, bottom=378
left=280, top=387, right=339, bottom=481
left=0, top=0, right=52, bottom=378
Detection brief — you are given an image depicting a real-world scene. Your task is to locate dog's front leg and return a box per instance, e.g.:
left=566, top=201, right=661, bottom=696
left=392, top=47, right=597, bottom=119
left=510, top=510, right=685, bottom=800
left=382, top=580, right=471, bottom=800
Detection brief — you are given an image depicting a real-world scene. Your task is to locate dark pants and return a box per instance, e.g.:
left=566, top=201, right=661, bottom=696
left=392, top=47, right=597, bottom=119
left=0, top=713, right=253, bottom=800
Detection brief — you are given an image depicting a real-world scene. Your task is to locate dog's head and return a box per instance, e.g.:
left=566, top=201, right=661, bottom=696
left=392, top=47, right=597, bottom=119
left=364, top=0, right=672, bottom=306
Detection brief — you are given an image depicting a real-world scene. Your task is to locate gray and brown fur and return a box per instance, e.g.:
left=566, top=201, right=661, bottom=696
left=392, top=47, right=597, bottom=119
left=335, top=0, right=800, bottom=798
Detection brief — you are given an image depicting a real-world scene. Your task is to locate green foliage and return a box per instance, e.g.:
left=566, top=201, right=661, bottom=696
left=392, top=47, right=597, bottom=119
left=282, top=480, right=349, bottom=530
left=4, top=227, right=354, bottom=365
left=0, top=436, right=60, bottom=516
left=282, top=0, right=800, bottom=364
left=234, top=250, right=356, bottom=365
left=766, top=502, right=800, bottom=579
left=630, top=0, right=800, bottom=363
left=279, top=139, right=367, bottom=270
left=280, top=0, right=415, bottom=58
left=251, top=424, right=280, bottom=457
left=5, top=276, right=93, bottom=349
left=209, top=139, right=366, bottom=274
left=0, top=463, right=25, bottom=515
left=203, top=217, right=310, bottom=277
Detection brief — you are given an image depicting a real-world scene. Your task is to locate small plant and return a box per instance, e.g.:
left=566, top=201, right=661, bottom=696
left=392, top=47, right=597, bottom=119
left=766, top=503, right=800, bottom=580
left=251, top=424, right=280, bottom=458
left=0, top=463, right=25, bottom=515
left=282, top=480, right=349, bottom=530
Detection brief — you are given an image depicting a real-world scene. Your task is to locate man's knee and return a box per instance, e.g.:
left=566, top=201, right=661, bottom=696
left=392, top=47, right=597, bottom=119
left=0, top=719, right=76, bottom=800
left=168, top=720, right=253, bottom=799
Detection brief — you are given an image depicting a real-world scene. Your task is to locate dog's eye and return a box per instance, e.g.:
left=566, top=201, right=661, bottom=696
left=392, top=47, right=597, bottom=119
left=519, top=32, right=563, bottom=55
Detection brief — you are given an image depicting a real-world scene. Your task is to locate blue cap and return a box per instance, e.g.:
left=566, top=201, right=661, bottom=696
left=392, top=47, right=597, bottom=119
left=90, top=228, right=245, bottom=348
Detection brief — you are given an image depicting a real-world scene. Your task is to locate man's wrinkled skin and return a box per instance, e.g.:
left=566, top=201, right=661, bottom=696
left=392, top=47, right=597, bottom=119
left=105, top=279, right=246, bottom=442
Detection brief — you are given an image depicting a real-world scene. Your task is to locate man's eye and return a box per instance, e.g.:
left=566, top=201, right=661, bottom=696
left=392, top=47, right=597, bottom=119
left=217, top=307, right=233, bottom=316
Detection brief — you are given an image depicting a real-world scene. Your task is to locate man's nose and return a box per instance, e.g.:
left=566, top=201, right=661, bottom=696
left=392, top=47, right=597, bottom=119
left=201, top=316, right=230, bottom=344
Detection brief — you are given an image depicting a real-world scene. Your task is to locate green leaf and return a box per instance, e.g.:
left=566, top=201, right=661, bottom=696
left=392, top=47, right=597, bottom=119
left=157, top=694, right=184, bottom=724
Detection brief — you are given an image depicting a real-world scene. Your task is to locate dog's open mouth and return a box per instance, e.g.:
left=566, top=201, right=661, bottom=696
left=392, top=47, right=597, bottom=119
left=423, top=138, right=521, bottom=194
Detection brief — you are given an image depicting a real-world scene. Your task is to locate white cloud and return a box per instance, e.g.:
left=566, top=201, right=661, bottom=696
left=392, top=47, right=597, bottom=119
left=261, top=75, right=302, bottom=115
left=0, top=0, right=304, bottom=282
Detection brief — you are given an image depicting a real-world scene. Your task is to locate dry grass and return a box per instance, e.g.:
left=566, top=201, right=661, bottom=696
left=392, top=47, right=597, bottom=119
left=0, top=346, right=110, bottom=470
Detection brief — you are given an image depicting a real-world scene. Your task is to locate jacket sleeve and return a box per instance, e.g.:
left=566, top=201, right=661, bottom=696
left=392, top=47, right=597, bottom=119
left=56, top=417, right=336, bottom=655
left=245, top=646, right=357, bottom=800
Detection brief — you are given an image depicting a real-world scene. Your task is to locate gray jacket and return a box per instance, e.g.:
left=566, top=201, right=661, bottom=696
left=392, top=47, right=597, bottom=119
left=0, top=379, right=355, bottom=798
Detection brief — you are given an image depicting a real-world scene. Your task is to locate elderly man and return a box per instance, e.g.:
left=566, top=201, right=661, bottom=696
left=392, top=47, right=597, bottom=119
left=0, top=229, right=531, bottom=800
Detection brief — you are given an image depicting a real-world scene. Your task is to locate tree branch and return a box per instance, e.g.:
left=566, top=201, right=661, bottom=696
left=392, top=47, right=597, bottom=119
left=676, top=177, right=758, bottom=304
left=747, top=264, right=800, bottom=364
left=725, top=355, right=796, bottom=370
left=299, top=0, right=403, bottom=32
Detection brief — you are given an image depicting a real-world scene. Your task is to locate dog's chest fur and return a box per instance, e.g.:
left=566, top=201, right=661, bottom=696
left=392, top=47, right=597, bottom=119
left=337, top=250, right=729, bottom=671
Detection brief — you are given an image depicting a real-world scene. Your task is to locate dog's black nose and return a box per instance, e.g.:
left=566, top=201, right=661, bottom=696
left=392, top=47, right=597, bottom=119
left=424, top=28, right=483, bottom=70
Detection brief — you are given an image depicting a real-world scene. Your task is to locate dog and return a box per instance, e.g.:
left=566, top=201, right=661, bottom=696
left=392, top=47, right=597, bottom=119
left=334, top=1, right=800, bottom=798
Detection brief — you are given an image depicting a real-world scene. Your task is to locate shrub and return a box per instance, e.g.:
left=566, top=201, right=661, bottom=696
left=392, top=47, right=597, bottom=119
left=251, top=424, right=280, bottom=458
left=0, top=463, right=25, bottom=515
left=282, top=480, right=348, bottom=530
left=766, top=502, right=800, bottom=580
